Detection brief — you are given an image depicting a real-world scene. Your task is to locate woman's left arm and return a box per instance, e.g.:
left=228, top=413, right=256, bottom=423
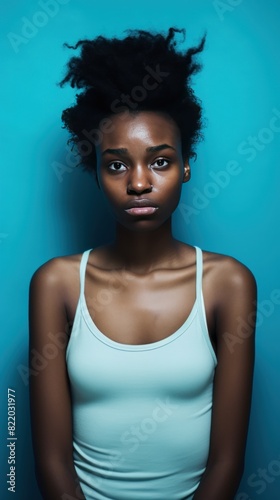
left=193, top=257, right=257, bottom=500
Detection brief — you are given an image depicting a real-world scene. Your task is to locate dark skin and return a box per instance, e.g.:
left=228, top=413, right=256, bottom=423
left=29, top=111, right=256, bottom=499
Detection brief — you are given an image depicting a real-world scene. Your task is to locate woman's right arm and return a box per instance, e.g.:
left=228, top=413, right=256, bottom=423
left=29, top=259, right=85, bottom=500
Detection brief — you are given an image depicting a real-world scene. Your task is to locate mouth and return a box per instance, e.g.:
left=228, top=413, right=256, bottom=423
left=124, top=198, right=159, bottom=216
left=125, top=206, right=158, bottom=216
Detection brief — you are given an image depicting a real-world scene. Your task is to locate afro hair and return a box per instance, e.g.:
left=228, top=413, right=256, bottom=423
left=59, top=27, right=206, bottom=179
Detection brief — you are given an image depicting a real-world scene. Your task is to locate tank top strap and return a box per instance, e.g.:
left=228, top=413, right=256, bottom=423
left=194, top=246, right=203, bottom=300
left=79, top=249, right=93, bottom=297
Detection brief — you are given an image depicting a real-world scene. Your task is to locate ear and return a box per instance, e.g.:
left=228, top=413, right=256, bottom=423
left=182, top=161, right=191, bottom=183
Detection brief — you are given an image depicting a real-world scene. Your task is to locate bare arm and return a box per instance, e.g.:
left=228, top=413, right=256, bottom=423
left=29, top=259, right=85, bottom=500
left=193, top=257, right=257, bottom=499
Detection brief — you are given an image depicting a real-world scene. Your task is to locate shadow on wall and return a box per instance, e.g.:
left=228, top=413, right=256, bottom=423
left=48, top=141, right=116, bottom=254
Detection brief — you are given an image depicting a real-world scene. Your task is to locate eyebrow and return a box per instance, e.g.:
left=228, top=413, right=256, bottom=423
left=146, top=144, right=176, bottom=153
left=101, top=144, right=176, bottom=156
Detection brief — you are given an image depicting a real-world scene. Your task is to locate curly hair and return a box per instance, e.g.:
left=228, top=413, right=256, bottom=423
left=59, top=27, right=206, bottom=180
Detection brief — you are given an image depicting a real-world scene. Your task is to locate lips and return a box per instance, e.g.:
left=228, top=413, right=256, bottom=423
left=124, top=198, right=159, bottom=216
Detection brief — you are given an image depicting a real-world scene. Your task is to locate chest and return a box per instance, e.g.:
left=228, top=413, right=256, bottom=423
left=68, top=266, right=216, bottom=351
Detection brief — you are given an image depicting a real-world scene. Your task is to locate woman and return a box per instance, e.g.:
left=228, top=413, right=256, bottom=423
left=29, top=28, right=256, bottom=499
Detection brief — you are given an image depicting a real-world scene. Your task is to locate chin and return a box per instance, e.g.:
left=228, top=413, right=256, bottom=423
left=118, top=217, right=170, bottom=232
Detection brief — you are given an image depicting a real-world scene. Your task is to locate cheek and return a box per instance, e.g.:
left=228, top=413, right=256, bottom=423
left=166, top=177, right=184, bottom=210
left=169, top=186, right=183, bottom=211
left=158, top=172, right=183, bottom=198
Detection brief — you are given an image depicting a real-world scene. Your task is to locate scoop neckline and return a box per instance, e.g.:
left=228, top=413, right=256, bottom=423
left=80, top=293, right=198, bottom=351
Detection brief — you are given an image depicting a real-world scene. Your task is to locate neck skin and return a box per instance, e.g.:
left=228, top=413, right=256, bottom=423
left=109, top=218, right=181, bottom=274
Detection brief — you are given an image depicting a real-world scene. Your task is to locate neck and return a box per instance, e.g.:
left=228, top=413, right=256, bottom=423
left=109, top=218, right=180, bottom=274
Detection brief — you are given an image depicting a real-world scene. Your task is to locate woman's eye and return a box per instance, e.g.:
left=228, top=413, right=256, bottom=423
left=151, top=158, right=169, bottom=168
left=108, top=162, right=126, bottom=172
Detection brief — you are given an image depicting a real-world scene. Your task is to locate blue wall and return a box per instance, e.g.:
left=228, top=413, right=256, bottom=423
left=1, top=0, right=280, bottom=498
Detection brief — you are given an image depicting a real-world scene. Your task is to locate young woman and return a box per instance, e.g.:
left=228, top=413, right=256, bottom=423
left=29, top=28, right=257, bottom=500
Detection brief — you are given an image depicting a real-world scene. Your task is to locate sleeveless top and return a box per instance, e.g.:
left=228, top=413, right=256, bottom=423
left=66, top=246, right=218, bottom=500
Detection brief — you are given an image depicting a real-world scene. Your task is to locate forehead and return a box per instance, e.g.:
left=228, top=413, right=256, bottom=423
left=99, top=111, right=181, bottom=150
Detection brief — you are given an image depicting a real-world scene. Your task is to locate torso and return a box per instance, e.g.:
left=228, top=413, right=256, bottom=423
left=62, top=242, right=219, bottom=355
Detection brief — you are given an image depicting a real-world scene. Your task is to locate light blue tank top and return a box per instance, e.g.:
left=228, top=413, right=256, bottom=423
left=66, top=246, right=218, bottom=500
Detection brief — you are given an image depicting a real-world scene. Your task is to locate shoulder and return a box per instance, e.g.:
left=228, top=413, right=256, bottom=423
left=29, top=252, right=84, bottom=294
left=202, top=249, right=256, bottom=286
left=202, top=249, right=257, bottom=304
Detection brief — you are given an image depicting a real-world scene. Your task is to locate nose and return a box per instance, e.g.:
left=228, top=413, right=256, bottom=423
left=127, top=164, right=153, bottom=195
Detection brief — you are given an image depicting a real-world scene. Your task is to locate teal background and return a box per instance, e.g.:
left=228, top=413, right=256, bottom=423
left=1, top=0, right=280, bottom=498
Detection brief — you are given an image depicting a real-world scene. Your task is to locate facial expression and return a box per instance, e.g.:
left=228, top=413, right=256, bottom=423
left=96, top=111, right=190, bottom=231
